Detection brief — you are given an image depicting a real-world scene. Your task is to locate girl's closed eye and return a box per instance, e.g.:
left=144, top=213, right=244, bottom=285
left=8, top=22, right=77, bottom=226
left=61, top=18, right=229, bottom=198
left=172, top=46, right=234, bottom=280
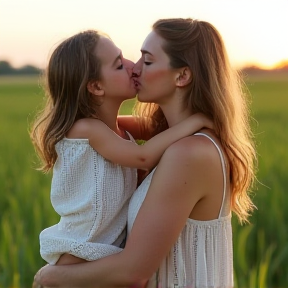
left=144, top=61, right=152, bottom=65
left=117, top=63, right=124, bottom=69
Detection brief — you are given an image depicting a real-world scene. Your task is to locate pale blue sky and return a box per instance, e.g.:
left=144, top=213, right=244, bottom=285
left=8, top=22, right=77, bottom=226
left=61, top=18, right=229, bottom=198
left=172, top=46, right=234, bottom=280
left=1, top=0, right=287, bottom=69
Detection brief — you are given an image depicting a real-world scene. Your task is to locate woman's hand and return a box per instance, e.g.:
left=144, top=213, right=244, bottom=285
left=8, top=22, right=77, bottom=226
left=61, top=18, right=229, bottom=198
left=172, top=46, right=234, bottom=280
left=33, top=265, right=54, bottom=288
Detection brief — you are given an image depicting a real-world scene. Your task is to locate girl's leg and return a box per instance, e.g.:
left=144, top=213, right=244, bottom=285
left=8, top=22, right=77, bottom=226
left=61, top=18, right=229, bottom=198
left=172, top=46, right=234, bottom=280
left=56, top=253, right=87, bottom=265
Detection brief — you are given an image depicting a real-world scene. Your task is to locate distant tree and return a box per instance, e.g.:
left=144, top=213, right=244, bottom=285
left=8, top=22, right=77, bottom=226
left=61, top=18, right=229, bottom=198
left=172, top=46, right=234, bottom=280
left=0, top=60, right=14, bottom=75
left=0, top=60, right=41, bottom=75
left=241, top=60, right=288, bottom=77
left=18, top=65, right=41, bottom=75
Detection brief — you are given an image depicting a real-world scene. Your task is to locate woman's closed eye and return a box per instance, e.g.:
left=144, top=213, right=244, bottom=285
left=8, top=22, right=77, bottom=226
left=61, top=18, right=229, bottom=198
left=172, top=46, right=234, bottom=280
left=144, top=61, right=152, bottom=65
left=117, top=64, right=124, bottom=69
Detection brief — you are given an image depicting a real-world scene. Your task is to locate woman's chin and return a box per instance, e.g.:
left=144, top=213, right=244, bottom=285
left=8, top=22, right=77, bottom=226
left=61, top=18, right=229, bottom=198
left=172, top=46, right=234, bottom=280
left=136, top=92, right=147, bottom=102
left=137, top=96, right=147, bottom=103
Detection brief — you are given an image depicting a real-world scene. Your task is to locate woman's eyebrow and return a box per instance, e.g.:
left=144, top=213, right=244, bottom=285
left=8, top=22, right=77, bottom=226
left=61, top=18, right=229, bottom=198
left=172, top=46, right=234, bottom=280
left=140, top=49, right=153, bottom=56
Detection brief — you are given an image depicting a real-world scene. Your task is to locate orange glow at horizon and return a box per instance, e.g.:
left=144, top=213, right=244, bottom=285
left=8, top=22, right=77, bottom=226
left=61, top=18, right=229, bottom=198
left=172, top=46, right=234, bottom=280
left=0, top=0, right=287, bottom=71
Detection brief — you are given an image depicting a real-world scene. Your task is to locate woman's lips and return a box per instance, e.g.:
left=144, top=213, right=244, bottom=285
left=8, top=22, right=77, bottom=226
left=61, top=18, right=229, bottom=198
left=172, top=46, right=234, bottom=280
left=133, top=79, right=140, bottom=90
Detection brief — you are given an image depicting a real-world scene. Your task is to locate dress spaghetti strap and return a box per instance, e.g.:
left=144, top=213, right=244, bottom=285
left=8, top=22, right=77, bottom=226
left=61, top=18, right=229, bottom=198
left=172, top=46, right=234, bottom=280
left=194, top=132, right=228, bottom=218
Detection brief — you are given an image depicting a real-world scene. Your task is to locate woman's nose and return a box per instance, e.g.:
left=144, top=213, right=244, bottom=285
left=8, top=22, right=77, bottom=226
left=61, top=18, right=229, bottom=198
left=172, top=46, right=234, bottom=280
left=132, top=59, right=142, bottom=77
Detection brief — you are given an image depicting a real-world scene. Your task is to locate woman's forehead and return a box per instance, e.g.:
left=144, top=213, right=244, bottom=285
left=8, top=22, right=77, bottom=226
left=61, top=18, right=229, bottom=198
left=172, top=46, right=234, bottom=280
left=141, top=31, right=163, bottom=54
left=141, top=31, right=167, bottom=62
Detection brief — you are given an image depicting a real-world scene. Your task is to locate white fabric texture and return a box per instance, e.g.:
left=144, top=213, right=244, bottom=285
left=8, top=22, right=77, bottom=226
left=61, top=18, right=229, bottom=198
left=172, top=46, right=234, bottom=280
left=127, top=133, right=233, bottom=288
left=40, top=135, right=137, bottom=264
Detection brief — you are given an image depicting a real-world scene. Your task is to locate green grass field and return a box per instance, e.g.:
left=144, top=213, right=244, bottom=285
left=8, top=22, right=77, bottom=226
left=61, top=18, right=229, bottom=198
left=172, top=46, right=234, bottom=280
left=0, top=75, right=287, bottom=288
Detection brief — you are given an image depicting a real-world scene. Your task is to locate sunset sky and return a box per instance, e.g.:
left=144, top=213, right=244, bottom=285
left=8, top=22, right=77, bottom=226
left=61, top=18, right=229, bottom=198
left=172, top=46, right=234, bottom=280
left=1, top=0, right=287, bottom=69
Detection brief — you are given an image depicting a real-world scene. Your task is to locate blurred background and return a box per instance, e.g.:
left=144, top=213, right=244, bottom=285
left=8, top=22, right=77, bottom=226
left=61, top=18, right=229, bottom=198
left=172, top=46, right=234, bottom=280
left=0, top=0, right=288, bottom=287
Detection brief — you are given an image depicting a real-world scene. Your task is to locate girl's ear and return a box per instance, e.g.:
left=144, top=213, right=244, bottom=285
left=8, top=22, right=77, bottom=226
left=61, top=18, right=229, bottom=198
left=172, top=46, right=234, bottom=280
left=87, top=81, right=104, bottom=96
left=175, top=67, right=192, bottom=87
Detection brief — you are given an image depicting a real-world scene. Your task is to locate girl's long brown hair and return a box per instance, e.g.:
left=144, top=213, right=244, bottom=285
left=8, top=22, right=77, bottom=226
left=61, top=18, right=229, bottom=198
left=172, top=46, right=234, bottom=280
left=30, top=30, right=103, bottom=172
left=134, top=18, right=257, bottom=223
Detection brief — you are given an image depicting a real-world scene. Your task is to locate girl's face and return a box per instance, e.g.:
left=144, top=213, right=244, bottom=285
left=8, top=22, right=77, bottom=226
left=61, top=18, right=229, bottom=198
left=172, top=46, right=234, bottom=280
left=96, top=37, right=136, bottom=102
left=133, top=31, right=178, bottom=104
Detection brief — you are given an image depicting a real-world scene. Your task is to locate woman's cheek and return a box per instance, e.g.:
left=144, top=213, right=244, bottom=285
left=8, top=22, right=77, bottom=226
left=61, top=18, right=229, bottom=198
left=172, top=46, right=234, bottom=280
left=145, top=69, right=166, bottom=82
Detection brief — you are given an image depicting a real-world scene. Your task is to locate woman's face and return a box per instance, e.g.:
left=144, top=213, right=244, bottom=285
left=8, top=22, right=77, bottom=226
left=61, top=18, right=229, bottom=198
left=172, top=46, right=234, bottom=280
left=96, top=37, right=136, bottom=101
left=133, top=31, right=178, bottom=104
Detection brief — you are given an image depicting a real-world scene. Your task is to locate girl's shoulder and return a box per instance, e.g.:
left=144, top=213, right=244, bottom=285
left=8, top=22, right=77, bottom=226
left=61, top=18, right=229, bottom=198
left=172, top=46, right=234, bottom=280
left=66, top=118, right=107, bottom=139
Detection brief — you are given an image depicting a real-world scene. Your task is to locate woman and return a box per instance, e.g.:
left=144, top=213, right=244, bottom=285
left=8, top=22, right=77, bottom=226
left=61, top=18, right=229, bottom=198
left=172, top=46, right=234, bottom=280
left=35, top=18, right=257, bottom=288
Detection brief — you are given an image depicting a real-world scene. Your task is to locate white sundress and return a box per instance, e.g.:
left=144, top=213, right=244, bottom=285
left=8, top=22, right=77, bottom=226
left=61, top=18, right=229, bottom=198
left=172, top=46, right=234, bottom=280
left=40, top=133, right=137, bottom=264
left=127, top=133, right=234, bottom=288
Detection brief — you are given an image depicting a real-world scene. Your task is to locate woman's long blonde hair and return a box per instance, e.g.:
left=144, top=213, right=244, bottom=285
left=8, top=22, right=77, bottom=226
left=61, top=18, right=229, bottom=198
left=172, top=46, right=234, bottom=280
left=134, top=18, right=257, bottom=223
left=30, top=30, right=103, bottom=172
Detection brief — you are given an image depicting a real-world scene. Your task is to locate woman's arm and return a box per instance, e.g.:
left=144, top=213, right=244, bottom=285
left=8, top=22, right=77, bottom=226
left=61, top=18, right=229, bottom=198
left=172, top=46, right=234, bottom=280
left=117, top=115, right=154, bottom=141
left=117, top=115, right=151, bottom=141
left=35, top=136, right=215, bottom=288
left=70, top=113, right=212, bottom=171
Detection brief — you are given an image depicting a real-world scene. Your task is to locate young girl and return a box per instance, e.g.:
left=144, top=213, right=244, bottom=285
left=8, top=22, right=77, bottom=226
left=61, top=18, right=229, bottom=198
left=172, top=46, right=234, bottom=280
left=30, top=30, right=212, bottom=266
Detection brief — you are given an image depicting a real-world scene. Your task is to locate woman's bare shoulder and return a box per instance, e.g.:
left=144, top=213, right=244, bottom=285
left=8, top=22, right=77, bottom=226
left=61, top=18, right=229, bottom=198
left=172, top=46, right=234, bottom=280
left=163, top=132, right=220, bottom=165
left=154, top=131, right=225, bottom=215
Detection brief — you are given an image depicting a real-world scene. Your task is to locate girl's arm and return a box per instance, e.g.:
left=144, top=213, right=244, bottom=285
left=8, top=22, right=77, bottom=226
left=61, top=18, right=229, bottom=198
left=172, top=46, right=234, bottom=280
left=35, top=136, right=216, bottom=288
left=117, top=115, right=162, bottom=186
left=70, top=113, right=212, bottom=171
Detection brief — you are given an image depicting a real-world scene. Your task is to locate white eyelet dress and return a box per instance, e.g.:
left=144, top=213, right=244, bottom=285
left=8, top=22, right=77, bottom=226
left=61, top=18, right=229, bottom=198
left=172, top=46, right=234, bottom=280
left=127, top=133, right=233, bottom=288
left=40, top=133, right=137, bottom=265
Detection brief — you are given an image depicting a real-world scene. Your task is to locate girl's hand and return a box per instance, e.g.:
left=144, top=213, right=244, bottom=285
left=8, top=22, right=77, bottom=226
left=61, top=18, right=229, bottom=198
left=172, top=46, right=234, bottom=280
left=194, top=113, right=214, bottom=131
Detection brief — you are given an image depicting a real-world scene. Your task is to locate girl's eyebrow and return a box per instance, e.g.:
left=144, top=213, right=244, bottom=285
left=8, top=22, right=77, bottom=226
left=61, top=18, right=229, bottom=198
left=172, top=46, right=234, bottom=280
left=112, top=51, right=122, bottom=66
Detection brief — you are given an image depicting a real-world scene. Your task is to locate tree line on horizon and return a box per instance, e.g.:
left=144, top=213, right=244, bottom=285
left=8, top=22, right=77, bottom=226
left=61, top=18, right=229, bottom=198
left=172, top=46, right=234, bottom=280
left=0, top=60, right=41, bottom=75
left=0, top=59, right=288, bottom=76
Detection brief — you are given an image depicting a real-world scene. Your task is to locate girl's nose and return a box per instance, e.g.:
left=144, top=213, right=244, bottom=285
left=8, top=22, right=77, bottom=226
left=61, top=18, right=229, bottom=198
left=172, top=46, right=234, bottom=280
left=123, top=58, right=134, bottom=76
left=132, top=70, right=140, bottom=77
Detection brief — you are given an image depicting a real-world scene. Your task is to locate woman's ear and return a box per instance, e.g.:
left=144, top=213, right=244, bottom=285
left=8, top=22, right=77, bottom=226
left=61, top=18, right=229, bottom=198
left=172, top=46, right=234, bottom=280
left=87, top=81, right=104, bottom=96
left=176, top=67, right=192, bottom=87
